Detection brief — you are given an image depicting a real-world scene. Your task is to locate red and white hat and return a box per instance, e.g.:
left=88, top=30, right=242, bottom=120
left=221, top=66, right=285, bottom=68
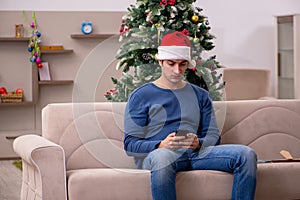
left=157, top=31, right=196, bottom=69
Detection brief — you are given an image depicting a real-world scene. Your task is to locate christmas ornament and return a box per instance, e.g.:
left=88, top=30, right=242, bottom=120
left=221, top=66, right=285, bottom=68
left=36, top=31, right=42, bottom=37
left=193, top=37, right=200, bottom=43
left=30, top=57, right=35, bottom=63
left=168, top=0, right=176, bottom=6
left=35, top=57, right=41, bottom=63
left=160, top=0, right=176, bottom=6
left=28, top=11, right=43, bottom=67
left=181, top=29, right=190, bottom=35
left=200, top=23, right=206, bottom=29
left=191, top=15, right=199, bottom=23
left=37, top=63, right=43, bottom=68
left=160, top=0, right=168, bottom=6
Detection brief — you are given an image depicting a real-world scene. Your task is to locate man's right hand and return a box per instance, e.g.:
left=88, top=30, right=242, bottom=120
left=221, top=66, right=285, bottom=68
left=158, top=132, right=187, bottom=150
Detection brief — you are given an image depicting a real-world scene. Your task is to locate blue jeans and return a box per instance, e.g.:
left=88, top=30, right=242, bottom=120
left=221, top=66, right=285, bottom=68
left=142, top=144, right=257, bottom=200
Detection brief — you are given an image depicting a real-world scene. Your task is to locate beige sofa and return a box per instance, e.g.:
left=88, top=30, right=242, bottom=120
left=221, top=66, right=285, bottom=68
left=13, top=100, right=300, bottom=200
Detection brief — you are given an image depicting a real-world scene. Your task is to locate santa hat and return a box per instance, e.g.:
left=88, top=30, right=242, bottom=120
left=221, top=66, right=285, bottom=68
left=157, top=31, right=196, bottom=69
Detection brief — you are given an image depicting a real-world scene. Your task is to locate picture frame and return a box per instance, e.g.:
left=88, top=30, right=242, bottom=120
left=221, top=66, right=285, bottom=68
left=38, top=62, right=51, bottom=81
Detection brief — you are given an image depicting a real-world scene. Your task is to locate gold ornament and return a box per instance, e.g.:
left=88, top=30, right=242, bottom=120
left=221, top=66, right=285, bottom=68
left=191, top=15, right=199, bottom=23
left=154, top=53, right=159, bottom=60
left=193, top=37, right=200, bottom=43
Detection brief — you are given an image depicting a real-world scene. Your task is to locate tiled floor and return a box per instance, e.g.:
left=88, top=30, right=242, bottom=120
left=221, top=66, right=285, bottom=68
left=0, top=160, right=22, bottom=200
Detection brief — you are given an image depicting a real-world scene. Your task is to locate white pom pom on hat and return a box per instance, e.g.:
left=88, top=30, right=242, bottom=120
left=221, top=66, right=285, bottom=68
left=157, top=31, right=196, bottom=69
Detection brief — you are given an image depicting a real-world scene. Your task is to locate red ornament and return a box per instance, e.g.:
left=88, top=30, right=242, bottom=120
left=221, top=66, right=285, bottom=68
left=119, top=26, right=124, bottom=33
left=160, top=0, right=176, bottom=6
left=181, top=29, right=190, bottom=36
left=168, top=0, right=176, bottom=5
left=120, top=25, right=130, bottom=36
left=192, top=67, right=197, bottom=72
left=160, top=0, right=168, bottom=6
left=37, top=63, right=43, bottom=68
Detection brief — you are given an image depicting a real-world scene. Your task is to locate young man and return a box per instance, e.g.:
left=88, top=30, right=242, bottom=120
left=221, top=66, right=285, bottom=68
left=124, top=31, right=257, bottom=200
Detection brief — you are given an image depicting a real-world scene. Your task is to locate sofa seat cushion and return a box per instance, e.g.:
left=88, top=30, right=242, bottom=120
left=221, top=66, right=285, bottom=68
left=67, top=168, right=233, bottom=200
left=256, top=162, right=300, bottom=199
left=67, top=168, right=151, bottom=200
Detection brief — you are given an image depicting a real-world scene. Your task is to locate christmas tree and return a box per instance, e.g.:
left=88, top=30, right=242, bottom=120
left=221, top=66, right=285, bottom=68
left=105, top=0, right=224, bottom=102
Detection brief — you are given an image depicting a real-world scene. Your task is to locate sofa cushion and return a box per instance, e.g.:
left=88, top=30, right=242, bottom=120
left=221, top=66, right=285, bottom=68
left=256, top=162, right=300, bottom=200
left=67, top=168, right=151, bottom=200
left=67, top=168, right=233, bottom=200
left=67, top=163, right=300, bottom=200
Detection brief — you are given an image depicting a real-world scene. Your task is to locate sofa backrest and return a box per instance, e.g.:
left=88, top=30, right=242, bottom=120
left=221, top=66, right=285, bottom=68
left=42, top=100, right=300, bottom=171
left=216, top=99, right=300, bottom=160
left=42, top=102, right=135, bottom=170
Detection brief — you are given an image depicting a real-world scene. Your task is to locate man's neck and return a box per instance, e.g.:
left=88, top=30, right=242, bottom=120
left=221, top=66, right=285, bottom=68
left=153, top=78, right=186, bottom=90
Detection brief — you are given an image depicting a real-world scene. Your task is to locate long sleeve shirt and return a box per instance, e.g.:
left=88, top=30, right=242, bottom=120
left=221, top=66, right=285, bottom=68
left=124, top=82, right=220, bottom=168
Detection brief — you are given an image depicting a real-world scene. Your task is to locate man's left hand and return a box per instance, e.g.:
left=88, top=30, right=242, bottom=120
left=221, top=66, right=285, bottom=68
left=178, top=133, right=200, bottom=149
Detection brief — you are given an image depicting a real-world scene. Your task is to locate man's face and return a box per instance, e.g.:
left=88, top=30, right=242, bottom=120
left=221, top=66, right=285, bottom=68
left=159, top=59, right=189, bottom=84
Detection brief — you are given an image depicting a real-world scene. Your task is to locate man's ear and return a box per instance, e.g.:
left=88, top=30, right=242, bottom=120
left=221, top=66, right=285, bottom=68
left=158, top=60, right=163, bottom=67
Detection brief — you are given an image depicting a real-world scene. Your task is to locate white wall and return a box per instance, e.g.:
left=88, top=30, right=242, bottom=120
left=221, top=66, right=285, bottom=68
left=1, top=0, right=300, bottom=96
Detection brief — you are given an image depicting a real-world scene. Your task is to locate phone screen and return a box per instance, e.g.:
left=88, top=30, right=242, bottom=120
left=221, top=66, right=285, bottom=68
left=175, top=130, right=189, bottom=137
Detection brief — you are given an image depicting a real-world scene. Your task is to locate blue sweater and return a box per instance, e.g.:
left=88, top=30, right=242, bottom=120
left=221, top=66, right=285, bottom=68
left=124, top=82, right=220, bottom=168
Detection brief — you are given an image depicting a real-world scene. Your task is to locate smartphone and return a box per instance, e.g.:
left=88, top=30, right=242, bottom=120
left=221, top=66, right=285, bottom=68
left=175, top=129, right=189, bottom=137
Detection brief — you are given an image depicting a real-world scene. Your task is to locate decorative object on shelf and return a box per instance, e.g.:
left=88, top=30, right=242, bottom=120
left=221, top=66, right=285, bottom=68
left=0, top=87, right=8, bottom=95
left=1, top=93, right=23, bottom=103
left=15, top=24, right=24, bottom=38
left=27, top=11, right=43, bottom=68
left=38, top=62, right=51, bottom=81
left=0, top=88, right=24, bottom=103
left=40, top=45, right=64, bottom=51
left=81, top=21, right=93, bottom=34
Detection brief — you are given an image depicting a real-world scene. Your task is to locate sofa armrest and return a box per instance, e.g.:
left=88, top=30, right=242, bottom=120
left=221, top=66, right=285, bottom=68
left=13, top=134, right=67, bottom=200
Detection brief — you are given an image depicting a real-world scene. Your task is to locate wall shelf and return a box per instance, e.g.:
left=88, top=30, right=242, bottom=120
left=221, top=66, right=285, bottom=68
left=41, top=49, right=74, bottom=54
left=39, top=80, right=74, bottom=85
left=70, top=33, right=115, bottom=39
left=0, top=101, right=35, bottom=106
left=0, top=37, right=29, bottom=42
